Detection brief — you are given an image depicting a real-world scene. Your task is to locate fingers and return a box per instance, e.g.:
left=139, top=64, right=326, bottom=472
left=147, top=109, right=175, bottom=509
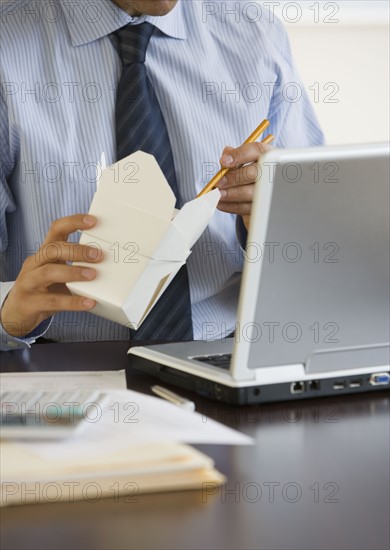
left=220, top=142, right=272, bottom=170
left=25, top=242, right=103, bottom=269
left=217, top=201, right=252, bottom=216
left=0, top=275, right=96, bottom=338
left=1, top=214, right=101, bottom=337
left=24, top=264, right=97, bottom=292
left=216, top=141, right=272, bottom=194
left=43, top=214, right=97, bottom=245
left=13, top=264, right=96, bottom=297
left=218, top=162, right=260, bottom=189
left=31, top=293, right=96, bottom=315
left=216, top=145, right=259, bottom=215
left=218, top=183, right=254, bottom=205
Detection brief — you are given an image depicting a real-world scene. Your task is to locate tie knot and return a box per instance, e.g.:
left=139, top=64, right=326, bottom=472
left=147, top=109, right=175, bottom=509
left=114, top=22, right=155, bottom=65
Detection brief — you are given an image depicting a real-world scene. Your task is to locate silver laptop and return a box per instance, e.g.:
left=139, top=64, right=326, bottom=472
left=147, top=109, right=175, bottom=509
left=128, top=143, right=390, bottom=404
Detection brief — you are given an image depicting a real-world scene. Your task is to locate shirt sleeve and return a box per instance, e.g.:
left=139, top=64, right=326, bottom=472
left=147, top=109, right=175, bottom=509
left=266, top=18, right=325, bottom=148
left=0, top=85, right=52, bottom=351
left=234, top=20, right=325, bottom=249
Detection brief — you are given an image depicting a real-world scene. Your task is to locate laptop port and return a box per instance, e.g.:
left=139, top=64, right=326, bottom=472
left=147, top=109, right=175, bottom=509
left=309, top=380, right=321, bottom=391
left=369, top=373, right=390, bottom=386
left=290, top=381, right=305, bottom=394
left=333, top=380, right=346, bottom=390
left=214, top=384, right=222, bottom=399
left=349, top=379, right=363, bottom=388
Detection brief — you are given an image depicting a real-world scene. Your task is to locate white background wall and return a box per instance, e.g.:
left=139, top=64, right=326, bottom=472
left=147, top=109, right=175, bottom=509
left=270, top=1, right=389, bottom=144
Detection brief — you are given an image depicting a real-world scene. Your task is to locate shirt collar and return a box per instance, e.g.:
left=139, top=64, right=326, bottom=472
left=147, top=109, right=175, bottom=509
left=60, top=0, right=187, bottom=47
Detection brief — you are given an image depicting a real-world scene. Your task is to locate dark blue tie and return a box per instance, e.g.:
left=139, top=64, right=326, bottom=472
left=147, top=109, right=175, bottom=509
left=114, top=22, right=193, bottom=341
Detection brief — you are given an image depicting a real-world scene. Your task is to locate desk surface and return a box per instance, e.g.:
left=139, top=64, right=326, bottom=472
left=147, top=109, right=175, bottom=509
left=1, top=342, right=389, bottom=550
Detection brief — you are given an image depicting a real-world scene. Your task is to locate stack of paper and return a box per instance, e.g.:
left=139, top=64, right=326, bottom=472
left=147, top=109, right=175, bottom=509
left=0, top=372, right=252, bottom=506
left=0, top=441, right=225, bottom=506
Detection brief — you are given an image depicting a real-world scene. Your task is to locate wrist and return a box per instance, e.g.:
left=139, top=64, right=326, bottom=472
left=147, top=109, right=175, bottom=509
left=0, top=297, right=31, bottom=338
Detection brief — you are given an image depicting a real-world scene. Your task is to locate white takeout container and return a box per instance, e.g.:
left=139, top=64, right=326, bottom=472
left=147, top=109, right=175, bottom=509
left=67, top=151, right=220, bottom=328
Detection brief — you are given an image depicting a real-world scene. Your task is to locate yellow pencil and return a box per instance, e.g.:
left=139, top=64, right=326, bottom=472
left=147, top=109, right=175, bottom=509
left=196, top=119, right=274, bottom=198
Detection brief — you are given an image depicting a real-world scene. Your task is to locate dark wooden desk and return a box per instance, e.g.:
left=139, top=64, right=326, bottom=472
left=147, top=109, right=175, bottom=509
left=1, top=342, right=389, bottom=550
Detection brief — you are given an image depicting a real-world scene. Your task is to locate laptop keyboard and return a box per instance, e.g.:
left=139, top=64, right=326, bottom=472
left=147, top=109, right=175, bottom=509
left=192, top=354, right=232, bottom=369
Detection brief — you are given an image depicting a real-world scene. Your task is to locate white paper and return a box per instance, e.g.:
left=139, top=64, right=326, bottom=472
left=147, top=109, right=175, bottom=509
left=16, top=388, right=253, bottom=460
left=0, top=371, right=127, bottom=392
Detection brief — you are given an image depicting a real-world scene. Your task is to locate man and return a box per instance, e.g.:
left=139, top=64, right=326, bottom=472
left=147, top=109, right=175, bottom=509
left=0, top=0, right=323, bottom=351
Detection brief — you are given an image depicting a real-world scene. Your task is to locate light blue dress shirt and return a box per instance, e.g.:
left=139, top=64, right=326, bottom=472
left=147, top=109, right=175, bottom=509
left=0, top=0, right=324, bottom=350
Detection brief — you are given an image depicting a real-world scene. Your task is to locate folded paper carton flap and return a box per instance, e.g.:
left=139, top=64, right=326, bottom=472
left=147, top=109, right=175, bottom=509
left=97, top=151, right=176, bottom=218
left=152, top=189, right=221, bottom=262
left=123, top=259, right=185, bottom=327
left=92, top=298, right=134, bottom=328
left=151, top=225, right=189, bottom=262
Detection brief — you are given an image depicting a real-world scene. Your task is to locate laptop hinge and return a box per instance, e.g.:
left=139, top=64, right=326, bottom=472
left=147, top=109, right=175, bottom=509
left=305, top=344, right=390, bottom=374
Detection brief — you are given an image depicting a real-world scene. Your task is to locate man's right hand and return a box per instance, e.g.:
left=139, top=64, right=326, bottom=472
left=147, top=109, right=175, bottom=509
left=0, top=214, right=103, bottom=338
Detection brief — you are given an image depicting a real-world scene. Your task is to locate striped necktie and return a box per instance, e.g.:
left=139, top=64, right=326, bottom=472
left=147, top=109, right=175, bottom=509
left=114, top=22, right=193, bottom=341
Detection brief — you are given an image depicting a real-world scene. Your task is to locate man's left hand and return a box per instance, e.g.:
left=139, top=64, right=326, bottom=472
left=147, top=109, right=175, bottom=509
left=217, top=142, right=272, bottom=231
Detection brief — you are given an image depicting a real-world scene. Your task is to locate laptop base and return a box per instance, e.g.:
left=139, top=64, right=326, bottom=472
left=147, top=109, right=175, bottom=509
left=129, top=354, right=389, bottom=405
